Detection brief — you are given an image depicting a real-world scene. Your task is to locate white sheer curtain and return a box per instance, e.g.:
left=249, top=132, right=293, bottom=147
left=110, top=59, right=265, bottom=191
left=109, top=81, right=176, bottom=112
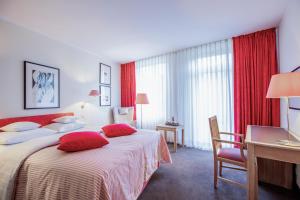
left=175, top=39, right=233, bottom=150
left=135, top=39, right=233, bottom=150
left=135, top=54, right=175, bottom=129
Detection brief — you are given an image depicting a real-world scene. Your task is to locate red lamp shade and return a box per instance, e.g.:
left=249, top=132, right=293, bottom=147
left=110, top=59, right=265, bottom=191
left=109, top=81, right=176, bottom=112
left=136, top=93, right=149, bottom=104
left=89, top=90, right=100, bottom=97
left=266, top=72, right=300, bottom=98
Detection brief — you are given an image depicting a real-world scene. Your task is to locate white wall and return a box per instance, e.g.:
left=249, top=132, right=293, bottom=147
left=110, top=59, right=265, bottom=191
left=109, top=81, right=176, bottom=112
left=278, top=0, right=300, bottom=188
left=0, top=19, right=120, bottom=126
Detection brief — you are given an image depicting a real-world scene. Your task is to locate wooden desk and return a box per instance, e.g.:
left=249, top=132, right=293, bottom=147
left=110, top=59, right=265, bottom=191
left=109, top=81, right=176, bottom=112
left=156, top=125, right=184, bottom=152
left=246, top=125, right=300, bottom=200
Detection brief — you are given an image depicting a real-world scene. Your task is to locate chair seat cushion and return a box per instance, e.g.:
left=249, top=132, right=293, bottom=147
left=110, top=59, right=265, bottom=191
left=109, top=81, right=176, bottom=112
left=217, top=148, right=247, bottom=162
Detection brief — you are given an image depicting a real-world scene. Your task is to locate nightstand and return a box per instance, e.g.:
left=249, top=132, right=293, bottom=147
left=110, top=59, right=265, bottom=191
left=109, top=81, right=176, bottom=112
left=156, top=124, right=184, bottom=152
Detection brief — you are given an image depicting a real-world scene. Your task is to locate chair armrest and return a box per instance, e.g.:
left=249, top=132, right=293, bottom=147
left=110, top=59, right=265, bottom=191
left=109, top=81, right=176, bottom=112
left=213, top=138, right=247, bottom=161
left=219, top=132, right=245, bottom=143
left=219, top=132, right=243, bottom=137
left=213, top=138, right=244, bottom=147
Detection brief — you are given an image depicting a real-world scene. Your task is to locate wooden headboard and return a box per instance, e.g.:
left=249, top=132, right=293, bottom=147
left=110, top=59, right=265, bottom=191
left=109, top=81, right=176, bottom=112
left=0, top=113, right=74, bottom=127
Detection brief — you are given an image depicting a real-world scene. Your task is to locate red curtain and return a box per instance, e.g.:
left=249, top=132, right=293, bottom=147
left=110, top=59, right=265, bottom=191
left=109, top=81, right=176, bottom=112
left=121, top=62, right=136, bottom=120
left=233, top=28, right=280, bottom=141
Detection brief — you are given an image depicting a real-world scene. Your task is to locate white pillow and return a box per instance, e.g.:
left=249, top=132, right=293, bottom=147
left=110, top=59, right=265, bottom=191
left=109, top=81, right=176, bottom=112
left=44, top=122, right=85, bottom=133
left=0, top=122, right=41, bottom=132
left=118, top=108, right=129, bottom=115
left=0, top=128, right=56, bottom=145
left=53, top=116, right=77, bottom=124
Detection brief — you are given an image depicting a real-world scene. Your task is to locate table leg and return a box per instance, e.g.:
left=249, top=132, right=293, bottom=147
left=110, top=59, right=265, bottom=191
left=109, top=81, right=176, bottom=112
left=164, top=130, right=167, bottom=142
left=174, top=130, right=177, bottom=152
left=247, top=144, right=258, bottom=200
left=182, top=129, right=184, bottom=147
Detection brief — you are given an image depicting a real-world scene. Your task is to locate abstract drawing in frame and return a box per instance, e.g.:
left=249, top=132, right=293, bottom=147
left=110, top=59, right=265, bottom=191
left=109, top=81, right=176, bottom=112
left=100, top=63, right=111, bottom=85
left=24, top=61, right=60, bottom=109
left=99, top=85, right=111, bottom=106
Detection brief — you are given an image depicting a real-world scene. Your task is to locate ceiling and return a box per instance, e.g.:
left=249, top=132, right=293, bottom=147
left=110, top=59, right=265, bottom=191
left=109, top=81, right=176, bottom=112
left=0, top=0, right=288, bottom=63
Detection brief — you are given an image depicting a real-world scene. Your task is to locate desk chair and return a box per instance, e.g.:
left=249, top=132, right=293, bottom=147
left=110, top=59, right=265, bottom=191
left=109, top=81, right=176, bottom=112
left=209, top=116, right=247, bottom=188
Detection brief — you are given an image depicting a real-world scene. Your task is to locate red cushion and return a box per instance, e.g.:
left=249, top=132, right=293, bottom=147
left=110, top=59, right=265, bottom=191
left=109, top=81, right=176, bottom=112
left=217, top=148, right=247, bottom=162
left=102, top=124, right=137, bottom=138
left=58, top=131, right=109, bottom=152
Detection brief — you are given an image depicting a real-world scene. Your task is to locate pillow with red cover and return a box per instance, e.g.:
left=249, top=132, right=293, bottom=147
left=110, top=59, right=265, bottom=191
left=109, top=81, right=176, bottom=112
left=102, top=124, right=137, bottom=138
left=58, top=131, right=109, bottom=152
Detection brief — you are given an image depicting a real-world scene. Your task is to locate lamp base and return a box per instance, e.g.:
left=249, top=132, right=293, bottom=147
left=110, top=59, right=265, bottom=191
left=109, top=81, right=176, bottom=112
left=277, top=140, right=300, bottom=147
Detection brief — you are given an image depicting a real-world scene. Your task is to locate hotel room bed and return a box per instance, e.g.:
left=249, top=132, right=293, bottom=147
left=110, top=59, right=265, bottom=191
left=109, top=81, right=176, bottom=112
left=0, top=114, right=171, bottom=200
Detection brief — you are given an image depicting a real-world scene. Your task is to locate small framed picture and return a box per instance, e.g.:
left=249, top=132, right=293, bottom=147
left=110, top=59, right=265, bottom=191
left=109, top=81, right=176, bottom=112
left=24, top=61, right=60, bottom=109
left=100, top=63, right=111, bottom=85
left=99, top=85, right=111, bottom=106
left=289, top=98, right=300, bottom=110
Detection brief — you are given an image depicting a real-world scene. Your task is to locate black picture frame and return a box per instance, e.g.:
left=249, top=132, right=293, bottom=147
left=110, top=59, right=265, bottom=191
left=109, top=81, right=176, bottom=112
left=24, top=61, right=60, bottom=109
left=99, top=85, right=111, bottom=106
left=289, top=66, right=300, bottom=110
left=99, top=63, right=111, bottom=85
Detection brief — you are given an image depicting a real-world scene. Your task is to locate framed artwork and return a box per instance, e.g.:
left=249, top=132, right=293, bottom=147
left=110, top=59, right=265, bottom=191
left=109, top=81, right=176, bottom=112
left=99, top=85, right=111, bottom=106
left=100, top=63, right=111, bottom=85
left=289, top=98, right=300, bottom=110
left=289, top=66, right=300, bottom=110
left=24, top=61, right=60, bottom=109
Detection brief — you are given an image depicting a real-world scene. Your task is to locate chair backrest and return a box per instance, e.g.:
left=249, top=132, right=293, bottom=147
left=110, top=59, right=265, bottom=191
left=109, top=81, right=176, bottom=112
left=209, top=116, right=222, bottom=154
left=113, top=107, right=135, bottom=126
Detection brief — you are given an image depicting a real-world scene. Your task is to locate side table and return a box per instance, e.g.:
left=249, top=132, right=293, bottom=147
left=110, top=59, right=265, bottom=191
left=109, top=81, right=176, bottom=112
left=156, top=124, right=185, bottom=152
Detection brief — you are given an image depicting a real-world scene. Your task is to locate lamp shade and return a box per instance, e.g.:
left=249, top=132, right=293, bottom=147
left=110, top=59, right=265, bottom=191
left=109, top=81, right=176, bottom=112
left=136, top=93, right=149, bottom=104
left=266, top=72, right=300, bottom=98
left=89, top=90, right=100, bottom=97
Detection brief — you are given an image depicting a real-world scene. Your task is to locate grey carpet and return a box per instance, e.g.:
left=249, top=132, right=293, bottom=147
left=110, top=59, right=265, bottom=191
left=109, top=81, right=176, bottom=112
left=138, top=146, right=300, bottom=200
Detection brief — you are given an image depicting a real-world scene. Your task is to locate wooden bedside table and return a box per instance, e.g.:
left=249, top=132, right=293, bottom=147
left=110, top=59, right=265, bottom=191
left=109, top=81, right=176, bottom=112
left=156, top=124, right=185, bottom=152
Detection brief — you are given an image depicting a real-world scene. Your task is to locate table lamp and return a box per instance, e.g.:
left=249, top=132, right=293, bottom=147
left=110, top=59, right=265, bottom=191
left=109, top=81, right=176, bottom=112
left=81, top=90, right=100, bottom=109
left=266, top=72, right=300, bottom=146
left=89, top=89, right=100, bottom=97
left=136, top=93, right=149, bottom=129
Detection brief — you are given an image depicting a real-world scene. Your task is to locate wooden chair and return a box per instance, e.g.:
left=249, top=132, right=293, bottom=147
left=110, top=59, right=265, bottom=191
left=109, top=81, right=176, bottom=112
left=208, top=116, right=247, bottom=189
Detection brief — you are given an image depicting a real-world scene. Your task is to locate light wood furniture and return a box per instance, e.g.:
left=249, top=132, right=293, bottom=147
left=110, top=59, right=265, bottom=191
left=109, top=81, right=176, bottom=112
left=257, top=157, right=293, bottom=189
left=156, top=124, right=184, bottom=152
left=209, top=116, right=247, bottom=189
left=246, top=125, right=300, bottom=200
